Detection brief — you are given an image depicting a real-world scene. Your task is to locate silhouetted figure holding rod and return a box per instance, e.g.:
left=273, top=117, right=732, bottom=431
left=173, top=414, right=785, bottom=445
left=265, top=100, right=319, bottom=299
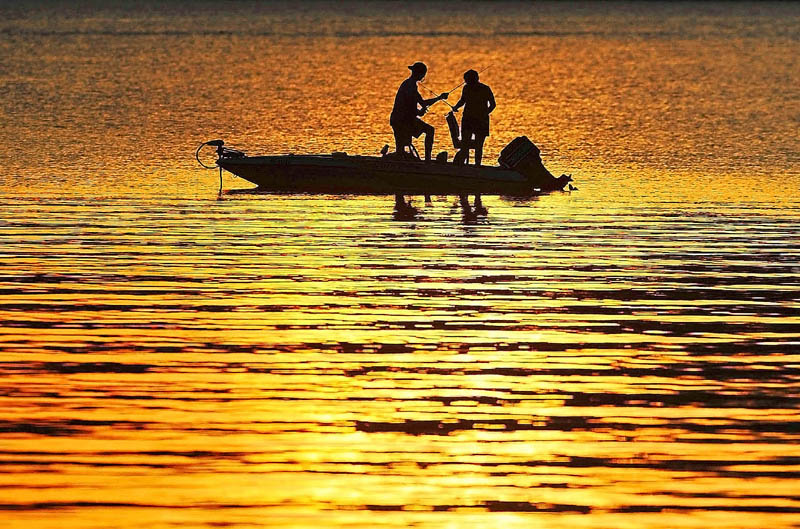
left=452, top=69, right=496, bottom=166
left=390, top=62, right=449, bottom=162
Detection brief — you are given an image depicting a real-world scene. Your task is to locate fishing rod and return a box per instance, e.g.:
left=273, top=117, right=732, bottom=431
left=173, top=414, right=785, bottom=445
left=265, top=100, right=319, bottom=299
left=417, top=82, right=456, bottom=111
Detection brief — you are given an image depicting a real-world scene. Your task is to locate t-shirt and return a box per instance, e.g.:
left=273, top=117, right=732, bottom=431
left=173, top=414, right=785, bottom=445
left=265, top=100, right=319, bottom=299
left=390, top=77, right=422, bottom=125
left=460, top=82, right=494, bottom=120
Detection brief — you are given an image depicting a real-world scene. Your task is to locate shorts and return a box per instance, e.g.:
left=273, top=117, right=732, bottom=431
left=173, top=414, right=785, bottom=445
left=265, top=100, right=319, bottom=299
left=461, top=115, right=490, bottom=139
left=391, top=117, right=429, bottom=146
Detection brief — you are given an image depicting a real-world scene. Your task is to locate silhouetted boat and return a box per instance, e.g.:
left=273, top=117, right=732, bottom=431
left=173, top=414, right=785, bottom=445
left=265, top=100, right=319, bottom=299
left=199, top=137, right=571, bottom=196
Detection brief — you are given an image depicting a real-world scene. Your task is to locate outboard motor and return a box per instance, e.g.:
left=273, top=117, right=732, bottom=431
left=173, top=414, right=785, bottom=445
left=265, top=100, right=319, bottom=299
left=498, top=136, right=570, bottom=191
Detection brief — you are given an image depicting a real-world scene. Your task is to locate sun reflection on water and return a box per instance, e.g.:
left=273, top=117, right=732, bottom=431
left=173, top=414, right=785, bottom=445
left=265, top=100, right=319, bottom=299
left=2, top=0, right=800, bottom=527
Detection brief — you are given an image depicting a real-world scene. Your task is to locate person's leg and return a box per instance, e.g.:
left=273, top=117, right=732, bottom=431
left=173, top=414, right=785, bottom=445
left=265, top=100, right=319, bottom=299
left=392, top=128, right=404, bottom=154
left=461, top=128, right=475, bottom=165
left=453, top=148, right=469, bottom=165
left=474, top=134, right=486, bottom=166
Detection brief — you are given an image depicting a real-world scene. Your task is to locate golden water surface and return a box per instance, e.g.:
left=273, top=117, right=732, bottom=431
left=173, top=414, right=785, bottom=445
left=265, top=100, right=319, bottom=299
left=1, top=2, right=799, bottom=528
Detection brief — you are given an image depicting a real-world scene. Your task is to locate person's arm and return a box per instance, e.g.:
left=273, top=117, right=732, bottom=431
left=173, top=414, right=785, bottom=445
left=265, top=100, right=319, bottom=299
left=413, top=88, right=426, bottom=116
left=452, top=89, right=466, bottom=112
left=487, top=88, right=496, bottom=114
left=414, top=88, right=426, bottom=107
left=415, top=85, right=448, bottom=108
left=421, top=93, right=448, bottom=107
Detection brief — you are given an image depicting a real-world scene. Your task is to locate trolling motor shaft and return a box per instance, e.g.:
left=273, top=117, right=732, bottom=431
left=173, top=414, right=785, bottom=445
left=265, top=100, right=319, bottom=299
left=196, top=139, right=246, bottom=198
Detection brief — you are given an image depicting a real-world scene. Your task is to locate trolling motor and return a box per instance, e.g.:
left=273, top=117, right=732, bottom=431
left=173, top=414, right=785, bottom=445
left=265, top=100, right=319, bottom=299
left=195, top=139, right=245, bottom=197
left=195, top=139, right=245, bottom=166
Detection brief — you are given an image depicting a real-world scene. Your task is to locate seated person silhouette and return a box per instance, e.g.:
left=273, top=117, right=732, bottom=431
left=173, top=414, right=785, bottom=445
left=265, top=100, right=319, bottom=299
left=452, top=69, right=496, bottom=166
left=390, top=62, right=448, bottom=162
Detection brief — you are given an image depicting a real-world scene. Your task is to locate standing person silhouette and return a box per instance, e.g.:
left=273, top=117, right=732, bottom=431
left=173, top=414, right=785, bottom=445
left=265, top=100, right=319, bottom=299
left=390, top=62, right=448, bottom=162
left=452, top=69, right=496, bottom=166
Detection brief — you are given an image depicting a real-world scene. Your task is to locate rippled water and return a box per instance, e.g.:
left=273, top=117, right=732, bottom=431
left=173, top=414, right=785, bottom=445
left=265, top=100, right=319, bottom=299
left=1, top=2, right=799, bottom=528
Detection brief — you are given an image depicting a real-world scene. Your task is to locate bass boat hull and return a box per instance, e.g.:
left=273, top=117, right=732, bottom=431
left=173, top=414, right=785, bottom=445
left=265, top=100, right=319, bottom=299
left=218, top=154, right=553, bottom=196
left=209, top=136, right=571, bottom=196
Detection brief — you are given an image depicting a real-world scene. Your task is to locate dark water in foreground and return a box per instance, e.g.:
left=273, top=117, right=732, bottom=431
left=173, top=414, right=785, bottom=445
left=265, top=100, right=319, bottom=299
left=1, top=2, right=799, bottom=528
